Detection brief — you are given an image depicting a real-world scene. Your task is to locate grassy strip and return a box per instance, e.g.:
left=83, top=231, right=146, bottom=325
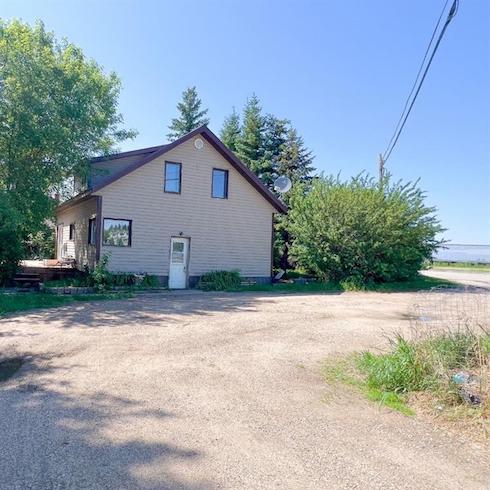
left=324, top=330, right=489, bottom=419
left=0, top=292, right=133, bottom=317
left=323, top=355, right=415, bottom=416
left=231, top=274, right=456, bottom=294
left=431, top=261, right=490, bottom=272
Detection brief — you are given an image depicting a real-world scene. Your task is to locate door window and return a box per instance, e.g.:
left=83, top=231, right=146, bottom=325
left=171, top=241, right=185, bottom=263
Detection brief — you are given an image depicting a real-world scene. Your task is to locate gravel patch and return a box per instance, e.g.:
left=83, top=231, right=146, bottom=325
left=0, top=289, right=488, bottom=489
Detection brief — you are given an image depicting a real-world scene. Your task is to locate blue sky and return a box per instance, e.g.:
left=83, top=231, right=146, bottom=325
left=2, top=0, right=489, bottom=243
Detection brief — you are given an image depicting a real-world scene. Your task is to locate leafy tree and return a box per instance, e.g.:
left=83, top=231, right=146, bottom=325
left=220, top=107, right=241, bottom=152
left=167, top=86, right=210, bottom=140
left=287, top=174, right=443, bottom=284
left=235, top=94, right=266, bottom=176
left=0, top=192, right=23, bottom=284
left=0, top=20, right=135, bottom=255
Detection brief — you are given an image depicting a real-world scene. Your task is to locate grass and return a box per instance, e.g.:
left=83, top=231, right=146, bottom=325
left=431, top=261, right=490, bottom=272
left=0, top=291, right=133, bottom=317
left=324, top=328, right=489, bottom=421
left=232, top=274, right=457, bottom=294
left=323, top=355, right=415, bottom=416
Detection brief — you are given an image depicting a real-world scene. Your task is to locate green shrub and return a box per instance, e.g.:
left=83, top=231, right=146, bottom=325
left=112, top=273, right=136, bottom=287
left=287, top=174, right=444, bottom=284
left=90, top=253, right=113, bottom=290
left=339, top=275, right=368, bottom=291
left=140, top=274, right=160, bottom=288
left=198, top=270, right=241, bottom=291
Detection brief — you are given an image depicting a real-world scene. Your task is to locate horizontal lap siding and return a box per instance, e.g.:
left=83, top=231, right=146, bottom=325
left=97, top=137, right=274, bottom=277
left=56, top=198, right=97, bottom=270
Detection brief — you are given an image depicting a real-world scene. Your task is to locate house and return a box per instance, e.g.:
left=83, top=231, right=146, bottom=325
left=55, top=126, right=286, bottom=288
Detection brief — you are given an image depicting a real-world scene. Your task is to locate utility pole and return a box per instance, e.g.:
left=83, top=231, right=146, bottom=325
left=378, top=153, right=385, bottom=182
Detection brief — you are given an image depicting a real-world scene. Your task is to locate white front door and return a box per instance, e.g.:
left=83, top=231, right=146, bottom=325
left=168, top=237, right=190, bottom=289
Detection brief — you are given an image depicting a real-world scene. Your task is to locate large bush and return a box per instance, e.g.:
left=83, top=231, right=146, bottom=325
left=288, top=175, right=443, bottom=283
left=0, top=192, right=23, bottom=285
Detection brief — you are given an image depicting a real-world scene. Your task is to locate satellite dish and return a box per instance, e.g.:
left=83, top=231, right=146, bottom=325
left=194, top=138, right=204, bottom=150
left=273, top=175, right=292, bottom=193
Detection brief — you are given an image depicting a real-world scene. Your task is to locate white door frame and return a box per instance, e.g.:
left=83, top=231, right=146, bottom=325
left=168, top=237, right=190, bottom=289
left=56, top=224, right=64, bottom=260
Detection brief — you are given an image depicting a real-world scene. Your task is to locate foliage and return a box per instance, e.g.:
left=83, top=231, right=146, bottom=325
left=140, top=274, right=160, bottom=288
left=287, top=174, right=444, bottom=283
left=220, top=107, right=241, bottom=152
left=167, top=86, right=209, bottom=140
left=90, top=253, right=113, bottom=290
left=24, top=226, right=55, bottom=259
left=0, top=19, right=134, bottom=261
left=235, top=94, right=266, bottom=177
left=0, top=191, right=23, bottom=285
left=358, top=329, right=489, bottom=406
left=198, top=270, right=241, bottom=291
left=234, top=274, right=455, bottom=293
left=359, top=337, right=434, bottom=393
left=221, top=96, right=315, bottom=272
left=325, top=325, right=489, bottom=418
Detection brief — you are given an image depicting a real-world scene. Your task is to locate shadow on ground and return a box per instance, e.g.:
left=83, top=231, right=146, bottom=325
left=0, top=355, right=210, bottom=489
left=1, top=293, right=282, bottom=330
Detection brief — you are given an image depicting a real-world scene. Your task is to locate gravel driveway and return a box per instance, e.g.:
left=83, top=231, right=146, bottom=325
left=0, top=290, right=488, bottom=489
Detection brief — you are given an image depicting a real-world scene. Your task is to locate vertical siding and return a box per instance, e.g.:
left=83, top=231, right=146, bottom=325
left=56, top=198, right=97, bottom=270
left=96, top=137, right=276, bottom=277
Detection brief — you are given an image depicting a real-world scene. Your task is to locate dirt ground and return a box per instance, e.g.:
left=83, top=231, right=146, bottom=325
left=0, top=285, right=489, bottom=489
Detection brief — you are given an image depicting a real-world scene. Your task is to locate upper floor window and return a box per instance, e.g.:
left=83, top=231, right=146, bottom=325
left=69, top=223, right=75, bottom=240
left=88, top=218, right=96, bottom=246
left=164, top=162, right=181, bottom=193
left=103, top=218, right=132, bottom=247
left=212, top=169, right=228, bottom=199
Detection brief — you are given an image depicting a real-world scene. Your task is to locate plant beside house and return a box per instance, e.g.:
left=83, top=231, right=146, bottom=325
left=287, top=174, right=444, bottom=287
left=197, top=270, right=241, bottom=291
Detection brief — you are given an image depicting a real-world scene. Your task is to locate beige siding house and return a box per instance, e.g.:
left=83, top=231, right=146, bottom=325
left=56, top=126, right=286, bottom=288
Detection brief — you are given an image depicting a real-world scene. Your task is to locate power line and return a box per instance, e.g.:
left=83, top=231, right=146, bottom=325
left=382, top=0, right=459, bottom=164
left=383, top=0, right=450, bottom=159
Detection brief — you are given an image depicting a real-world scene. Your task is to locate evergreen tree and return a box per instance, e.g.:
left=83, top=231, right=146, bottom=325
left=262, top=115, right=289, bottom=187
left=167, top=86, right=209, bottom=140
left=276, top=127, right=315, bottom=187
left=220, top=107, right=241, bottom=152
left=235, top=94, right=265, bottom=176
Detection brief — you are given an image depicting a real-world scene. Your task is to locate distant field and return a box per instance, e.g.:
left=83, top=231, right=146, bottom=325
left=432, top=261, right=490, bottom=272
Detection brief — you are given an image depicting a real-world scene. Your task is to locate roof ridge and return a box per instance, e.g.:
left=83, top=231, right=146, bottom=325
left=91, top=144, right=168, bottom=163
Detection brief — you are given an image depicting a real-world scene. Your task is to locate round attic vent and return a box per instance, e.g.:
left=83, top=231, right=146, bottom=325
left=194, top=138, right=204, bottom=150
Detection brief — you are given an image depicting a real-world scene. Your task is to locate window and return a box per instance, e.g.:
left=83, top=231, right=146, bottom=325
left=164, top=162, right=181, bottom=193
left=212, top=169, right=228, bottom=199
left=103, top=219, right=132, bottom=247
left=69, top=223, right=75, bottom=240
left=88, top=218, right=96, bottom=246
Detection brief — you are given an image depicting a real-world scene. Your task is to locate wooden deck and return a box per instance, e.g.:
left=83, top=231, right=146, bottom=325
left=20, top=260, right=79, bottom=282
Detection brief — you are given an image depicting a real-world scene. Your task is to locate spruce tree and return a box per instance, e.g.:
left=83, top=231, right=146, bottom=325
left=167, top=86, right=209, bottom=141
left=262, top=115, right=289, bottom=187
left=276, top=127, right=315, bottom=186
left=235, top=94, right=266, bottom=176
left=220, top=107, right=241, bottom=152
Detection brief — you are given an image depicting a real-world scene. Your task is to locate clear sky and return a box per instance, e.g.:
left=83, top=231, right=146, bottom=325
left=2, top=0, right=489, bottom=244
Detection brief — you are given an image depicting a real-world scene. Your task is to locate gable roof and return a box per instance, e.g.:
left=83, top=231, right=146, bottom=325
left=58, top=126, right=287, bottom=213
